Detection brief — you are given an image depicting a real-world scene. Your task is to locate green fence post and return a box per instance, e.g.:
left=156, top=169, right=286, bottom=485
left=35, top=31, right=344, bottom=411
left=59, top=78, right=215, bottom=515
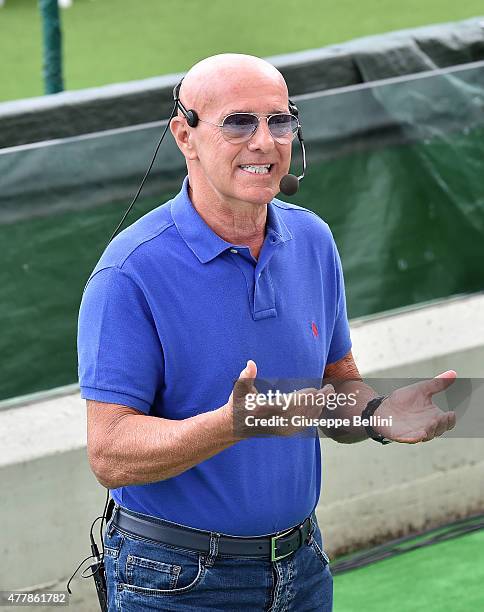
left=38, top=0, right=64, bottom=94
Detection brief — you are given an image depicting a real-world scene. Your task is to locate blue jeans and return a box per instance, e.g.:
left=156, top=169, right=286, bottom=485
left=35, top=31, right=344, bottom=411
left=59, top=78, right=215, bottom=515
left=103, top=505, right=333, bottom=611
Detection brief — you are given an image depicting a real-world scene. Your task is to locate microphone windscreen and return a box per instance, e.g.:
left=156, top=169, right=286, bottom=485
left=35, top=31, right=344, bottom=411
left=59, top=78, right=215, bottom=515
left=279, top=174, right=299, bottom=196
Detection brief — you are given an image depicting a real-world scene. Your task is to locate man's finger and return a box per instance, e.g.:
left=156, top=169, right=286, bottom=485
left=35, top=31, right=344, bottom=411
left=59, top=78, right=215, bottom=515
left=422, top=418, right=439, bottom=442
left=315, top=384, right=335, bottom=398
left=433, top=414, right=450, bottom=438
left=422, top=370, right=457, bottom=396
left=447, top=411, right=457, bottom=431
left=392, top=431, right=427, bottom=444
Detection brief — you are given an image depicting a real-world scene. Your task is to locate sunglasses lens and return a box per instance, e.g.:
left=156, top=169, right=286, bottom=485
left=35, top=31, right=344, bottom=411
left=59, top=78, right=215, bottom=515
left=222, top=114, right=258, bottom=142
left=268, top=114, right=298, bottom=144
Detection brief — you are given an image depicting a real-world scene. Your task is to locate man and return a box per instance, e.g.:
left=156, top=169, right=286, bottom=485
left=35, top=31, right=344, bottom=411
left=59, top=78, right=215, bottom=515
left=77, top=54, right=456, bottom=611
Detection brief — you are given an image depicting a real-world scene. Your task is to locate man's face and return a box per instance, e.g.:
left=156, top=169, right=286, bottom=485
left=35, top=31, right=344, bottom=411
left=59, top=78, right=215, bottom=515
left=189, top=75, right=292, bottom=206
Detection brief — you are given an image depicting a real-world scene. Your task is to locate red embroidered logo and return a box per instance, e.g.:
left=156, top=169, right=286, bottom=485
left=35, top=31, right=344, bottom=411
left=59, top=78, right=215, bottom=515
left=311, top=322, right=319, bottom=338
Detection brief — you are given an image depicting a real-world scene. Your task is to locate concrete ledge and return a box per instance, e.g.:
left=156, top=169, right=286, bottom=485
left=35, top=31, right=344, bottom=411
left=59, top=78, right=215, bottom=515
left=351, top=292, right=484, bottom=376
left=0, top=393, right=84, bottom=467
left=1, top=293, right=483, bottom=609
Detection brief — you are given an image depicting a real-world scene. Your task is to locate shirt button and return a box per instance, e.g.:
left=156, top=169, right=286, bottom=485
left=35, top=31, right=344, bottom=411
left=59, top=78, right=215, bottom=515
left=230, top=248, right=238, bottom=254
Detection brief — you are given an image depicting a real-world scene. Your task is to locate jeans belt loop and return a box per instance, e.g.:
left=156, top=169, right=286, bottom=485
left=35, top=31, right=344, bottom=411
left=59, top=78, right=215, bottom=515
left=306, top=515, right=316, bottom=546
left=206, top=532, right=221, bottom=567
left=107, top=503, right=119, bottom=538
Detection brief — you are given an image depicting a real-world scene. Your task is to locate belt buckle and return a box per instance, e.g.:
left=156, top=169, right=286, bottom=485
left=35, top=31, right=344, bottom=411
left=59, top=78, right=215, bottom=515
left=270, top=527, right=296, bottom=562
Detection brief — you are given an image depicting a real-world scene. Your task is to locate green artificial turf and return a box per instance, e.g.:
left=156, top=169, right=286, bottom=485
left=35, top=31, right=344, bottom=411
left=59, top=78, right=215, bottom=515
left=333, top=529, right=484, bottom=611
left=0, top=0, right=483, bottom=102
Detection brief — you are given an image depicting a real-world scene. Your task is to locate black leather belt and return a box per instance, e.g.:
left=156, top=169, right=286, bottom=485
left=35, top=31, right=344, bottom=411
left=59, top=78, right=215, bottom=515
left=113, top=506, right=314, bottom=562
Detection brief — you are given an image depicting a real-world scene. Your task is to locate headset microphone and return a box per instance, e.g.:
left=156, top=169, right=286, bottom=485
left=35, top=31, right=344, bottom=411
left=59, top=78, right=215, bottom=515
left=279, top=174, right=300, bottom=196
left=279, top=118, right=306, bottom=196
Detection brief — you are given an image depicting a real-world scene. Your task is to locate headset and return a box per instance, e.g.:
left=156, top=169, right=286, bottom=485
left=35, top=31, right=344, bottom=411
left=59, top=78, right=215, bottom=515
left=67, top=77, right=307, bottom=610
left=107, top=78, right=306, bottom=245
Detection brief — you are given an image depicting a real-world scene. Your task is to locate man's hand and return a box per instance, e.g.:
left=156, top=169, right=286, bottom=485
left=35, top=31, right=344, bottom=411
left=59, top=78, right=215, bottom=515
left=372, top=370, right=457, bottom=443
left=226, top=360, right=334, bottom=438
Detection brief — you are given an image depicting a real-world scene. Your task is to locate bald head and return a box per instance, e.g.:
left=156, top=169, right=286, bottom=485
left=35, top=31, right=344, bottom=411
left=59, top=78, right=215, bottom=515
left=179, top=54, right=288, bottom=114
left=170, top=53, right=294, bottom=211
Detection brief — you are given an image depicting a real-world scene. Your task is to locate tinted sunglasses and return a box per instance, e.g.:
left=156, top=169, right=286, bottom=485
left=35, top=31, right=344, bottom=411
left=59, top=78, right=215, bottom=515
left=197, top=112, right=300, bottom=144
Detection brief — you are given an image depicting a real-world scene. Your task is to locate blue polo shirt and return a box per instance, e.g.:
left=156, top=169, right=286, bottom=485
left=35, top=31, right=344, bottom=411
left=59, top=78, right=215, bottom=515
left=77, top=177, right=351, bottom=536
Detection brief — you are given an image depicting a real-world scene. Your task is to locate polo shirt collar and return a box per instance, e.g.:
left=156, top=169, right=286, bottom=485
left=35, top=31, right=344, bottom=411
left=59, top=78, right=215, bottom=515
left=171, top=176, right=293, bottom=264
left=266, top=198, right=293, bottom=246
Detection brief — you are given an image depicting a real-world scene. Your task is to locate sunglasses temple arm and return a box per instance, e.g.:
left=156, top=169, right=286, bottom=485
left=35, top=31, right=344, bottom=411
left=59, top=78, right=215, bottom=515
left=297, top=127, right=306, bottom=181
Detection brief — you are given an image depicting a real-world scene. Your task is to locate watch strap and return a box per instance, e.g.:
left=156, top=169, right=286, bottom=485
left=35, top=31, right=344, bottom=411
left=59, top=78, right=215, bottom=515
left=361, top=395, right=393, bottom=444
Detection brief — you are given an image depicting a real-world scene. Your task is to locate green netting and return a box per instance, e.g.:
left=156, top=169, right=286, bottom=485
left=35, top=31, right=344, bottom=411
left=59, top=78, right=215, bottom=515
left=1, top=62, right=483, bottom=402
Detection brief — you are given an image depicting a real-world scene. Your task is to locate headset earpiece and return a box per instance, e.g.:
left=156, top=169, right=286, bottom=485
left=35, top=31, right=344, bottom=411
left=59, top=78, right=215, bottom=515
left=184, top=109, right=199, bottom=127
left=289, top=99, right=299, bottom=117
left=173, top=79, right=199, bottom=127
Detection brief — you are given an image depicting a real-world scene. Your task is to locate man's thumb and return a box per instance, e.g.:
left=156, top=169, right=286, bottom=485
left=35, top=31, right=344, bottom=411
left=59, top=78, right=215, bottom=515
left=240, top=360, right=257, bottom=379
left=233, top=360, right=257, bottom=398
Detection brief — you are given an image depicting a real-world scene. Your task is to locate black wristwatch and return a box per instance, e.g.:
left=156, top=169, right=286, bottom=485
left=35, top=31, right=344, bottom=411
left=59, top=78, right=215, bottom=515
left=361, top=396, right=393, bottom=445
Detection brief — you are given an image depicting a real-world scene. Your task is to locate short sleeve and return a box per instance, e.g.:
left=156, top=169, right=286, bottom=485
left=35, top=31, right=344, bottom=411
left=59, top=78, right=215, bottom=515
left=326, top=240, right=352, bottom=364
left=77, top=266, right=164, bottom=413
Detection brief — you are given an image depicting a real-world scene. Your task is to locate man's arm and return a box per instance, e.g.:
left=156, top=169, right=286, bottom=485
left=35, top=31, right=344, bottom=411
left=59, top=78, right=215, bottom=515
left=319, top=350, right=377, bottom=443
left=86, top=364, right=255, bottom=488
left=87, top=400, right=239, bottom=489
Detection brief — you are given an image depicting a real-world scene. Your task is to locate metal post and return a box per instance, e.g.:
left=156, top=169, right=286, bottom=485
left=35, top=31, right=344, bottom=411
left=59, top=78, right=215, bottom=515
left=38, top=0, right=64, bottom=94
